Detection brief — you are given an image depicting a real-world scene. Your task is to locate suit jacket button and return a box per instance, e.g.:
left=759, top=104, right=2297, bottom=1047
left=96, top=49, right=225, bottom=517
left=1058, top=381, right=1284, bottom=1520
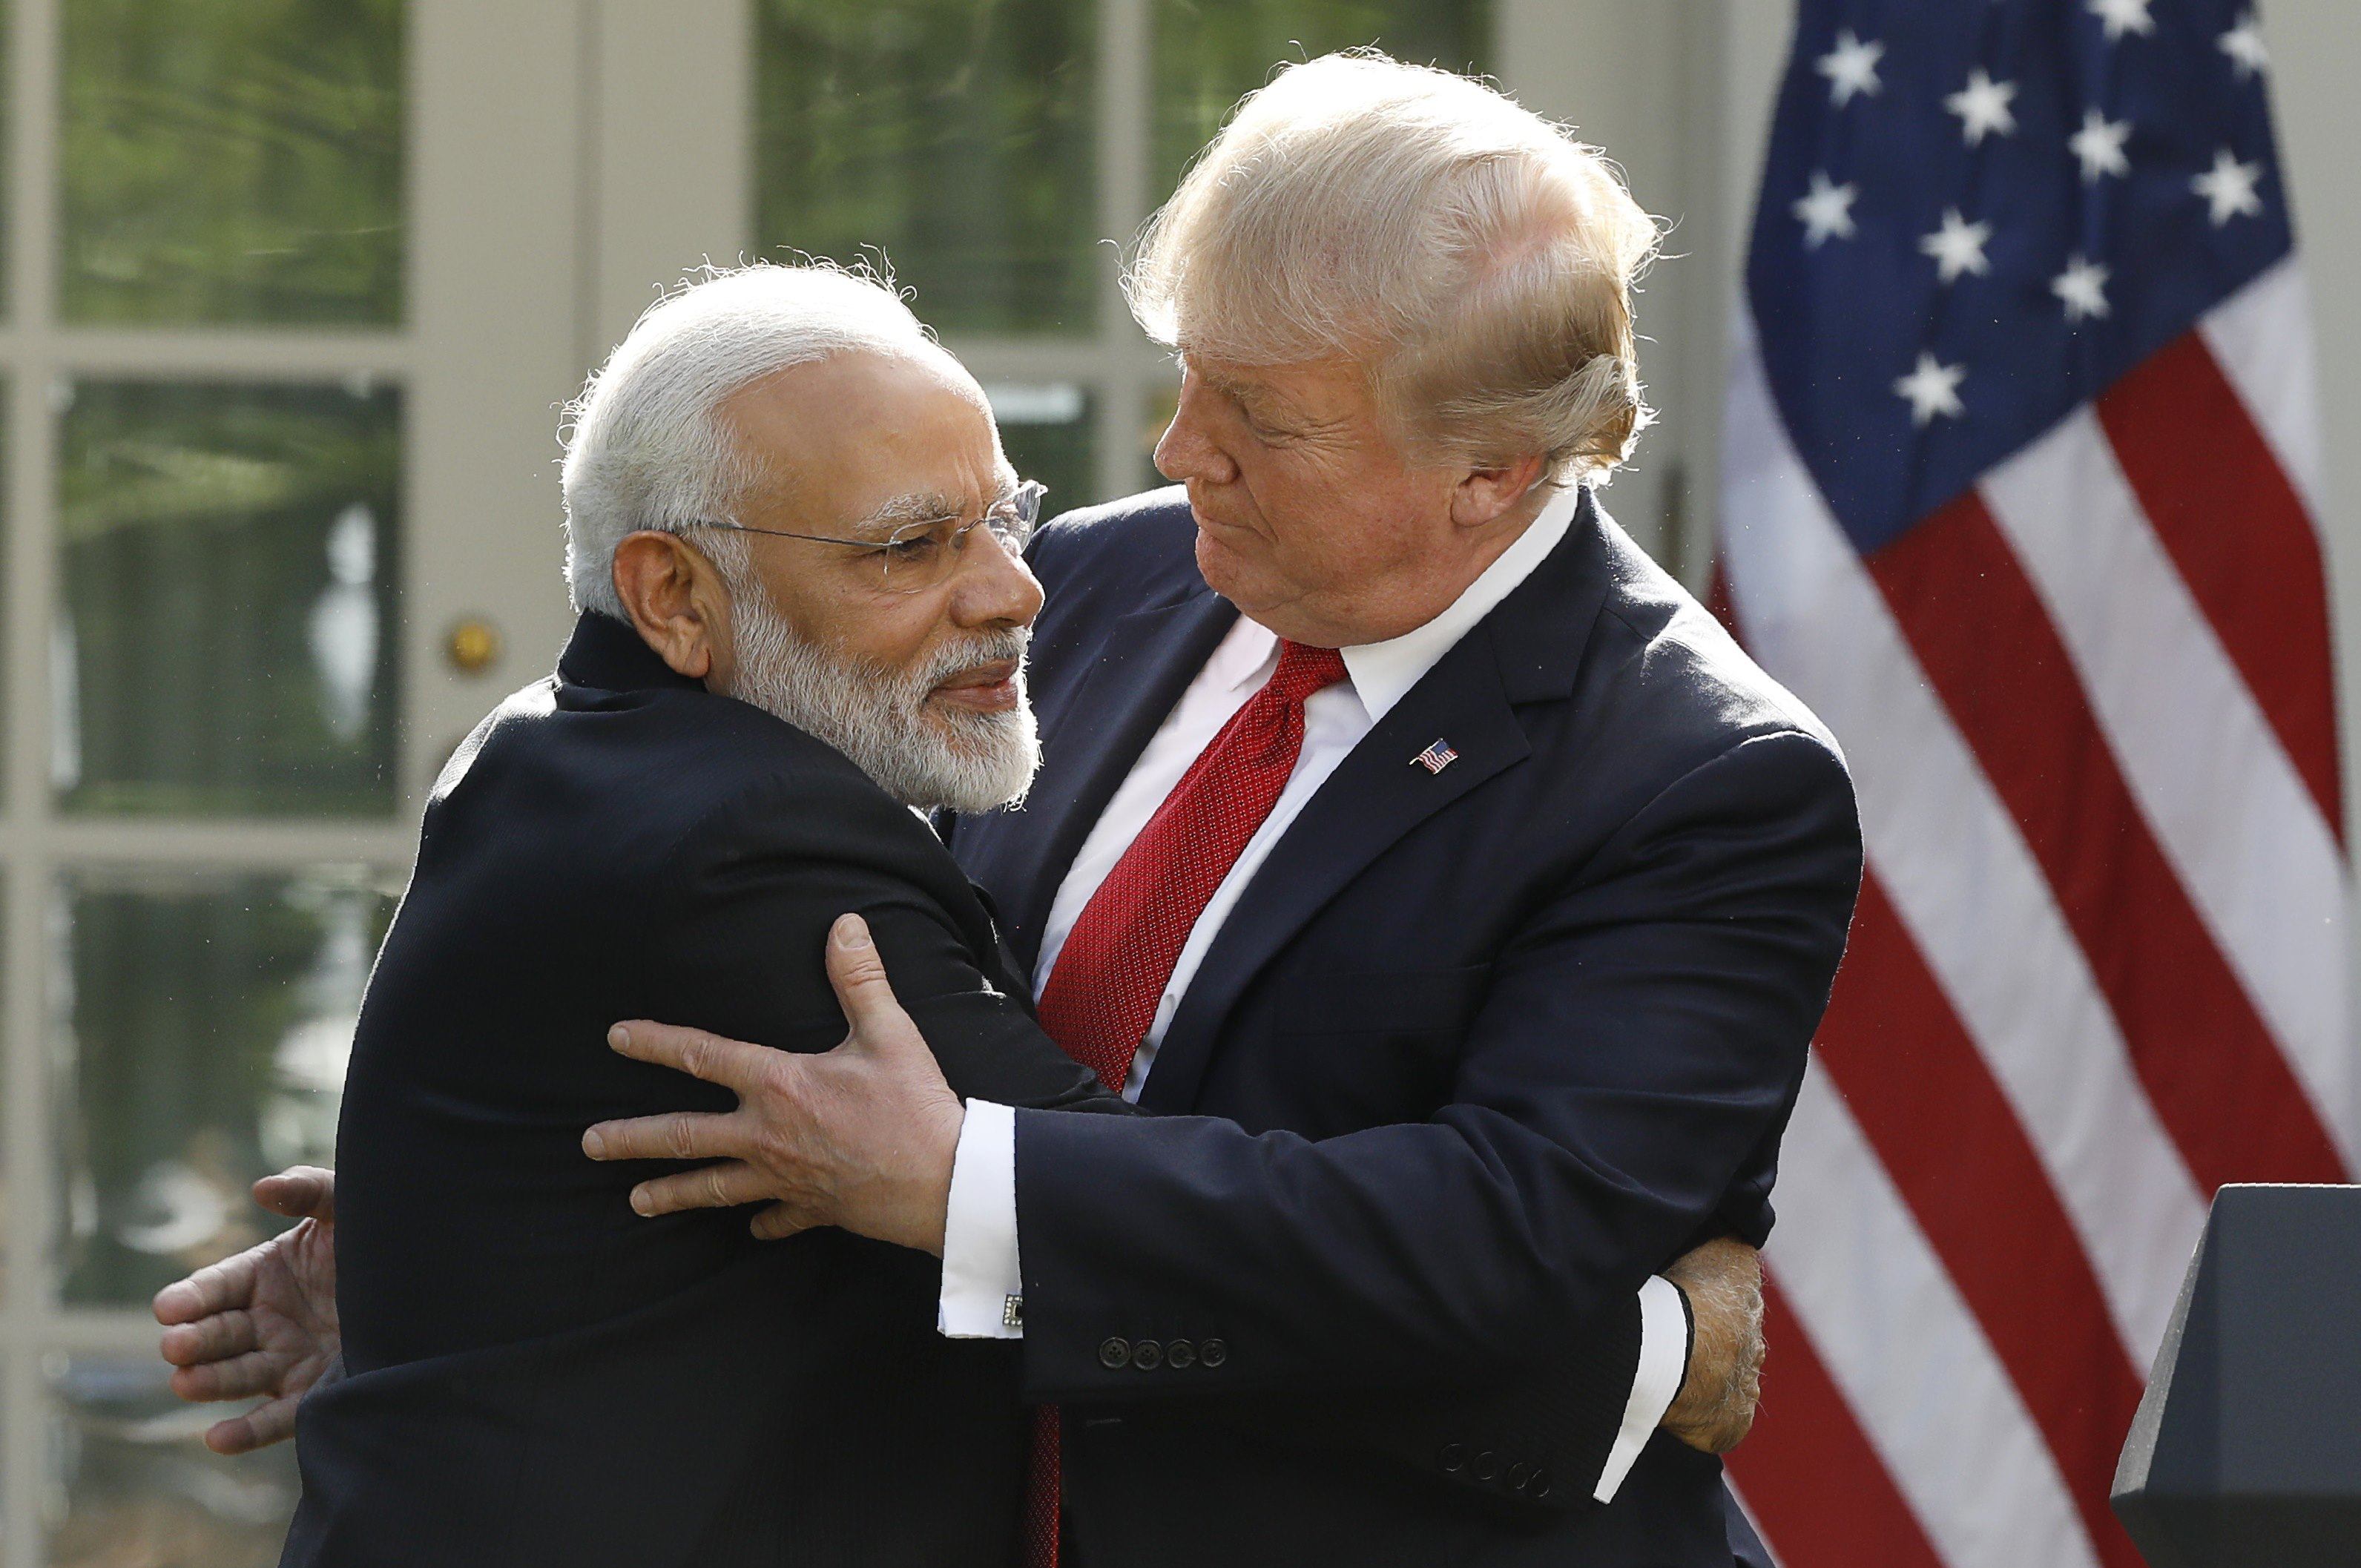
left=1528, top=1467, right=1551, bottom=1500
left=1440, top=1443, right=1467, bottom=1472
left=1165, top=1339, right=1196, bottom=1368
left=1473, top=1452, right=1500, bottom=1483
left=1130, top=1339, right=1164, bottom=1371
left=1096, top=1337, right=1131, bottom=1370
left=1507, top=1462, right=1532, bottom=1490
left=1199, top=1338, right=1228, bottom=1368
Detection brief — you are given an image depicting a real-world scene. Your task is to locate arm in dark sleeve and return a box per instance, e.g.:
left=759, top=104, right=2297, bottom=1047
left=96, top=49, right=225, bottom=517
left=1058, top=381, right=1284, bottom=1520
left=1012, top=728, right=1860, bottom=1401
left=656, top=772, right=1129, bottom=1116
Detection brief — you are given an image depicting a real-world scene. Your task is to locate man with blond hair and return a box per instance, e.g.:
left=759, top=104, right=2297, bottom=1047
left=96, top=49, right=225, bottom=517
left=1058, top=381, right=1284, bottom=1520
left=159, top=53, right=1849, bottom=1568
left=579, top=51, right=1860, bottom=1568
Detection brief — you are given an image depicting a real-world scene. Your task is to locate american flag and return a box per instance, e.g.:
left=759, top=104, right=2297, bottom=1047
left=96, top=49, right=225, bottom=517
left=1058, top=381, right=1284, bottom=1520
left=1713, top=4, right=2349, bottom=1567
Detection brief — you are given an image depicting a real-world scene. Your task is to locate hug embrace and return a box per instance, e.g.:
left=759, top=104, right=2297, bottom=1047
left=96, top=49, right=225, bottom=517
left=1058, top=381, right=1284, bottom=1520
left=152, top=51, right=1860, bottom=1568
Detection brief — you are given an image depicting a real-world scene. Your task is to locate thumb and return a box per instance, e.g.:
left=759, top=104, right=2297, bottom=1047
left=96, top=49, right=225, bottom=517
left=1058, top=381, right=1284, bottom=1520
left=253, top=1165, right=335, bottom=1223
left=825, top=914, right=918, bottom=1052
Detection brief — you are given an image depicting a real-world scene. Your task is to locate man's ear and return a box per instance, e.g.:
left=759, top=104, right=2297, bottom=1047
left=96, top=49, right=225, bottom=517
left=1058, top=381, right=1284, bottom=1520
left=1449, top=452, right=1552, bottom=530
left=611, top=531, right=733, bottom=685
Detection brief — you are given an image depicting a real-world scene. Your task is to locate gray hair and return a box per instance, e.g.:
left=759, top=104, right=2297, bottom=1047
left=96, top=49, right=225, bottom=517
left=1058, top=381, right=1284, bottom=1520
left=1124, top=50, right=1662, bottom=484
left=558, top=261, right=942, bottom=617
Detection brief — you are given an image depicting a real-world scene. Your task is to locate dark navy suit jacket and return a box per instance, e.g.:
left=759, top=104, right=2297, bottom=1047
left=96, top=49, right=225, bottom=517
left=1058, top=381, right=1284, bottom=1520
left=949, top=489, right=1862, bottom=1567
left=285, top=615, right=1122, bottom=1568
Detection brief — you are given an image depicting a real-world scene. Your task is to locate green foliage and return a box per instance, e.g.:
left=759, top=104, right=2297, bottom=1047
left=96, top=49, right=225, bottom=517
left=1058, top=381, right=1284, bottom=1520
left=997, top=401, right=1096, bottom=518
left=58, top=381, right=403, bottom=817
left=59, top=873, right=394, bottom=1306
left=755, top=0, right=1097, bottom=335
left=62, top=0, right=404, bottom=326
left=1152, top=0, right=1491, bottom=189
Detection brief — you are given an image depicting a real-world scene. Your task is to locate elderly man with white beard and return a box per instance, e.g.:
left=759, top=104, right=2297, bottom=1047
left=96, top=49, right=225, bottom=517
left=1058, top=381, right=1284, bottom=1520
left=227, top=263, right=1132, bottom=1568
left=159, top=258, right=1768, bottom=1568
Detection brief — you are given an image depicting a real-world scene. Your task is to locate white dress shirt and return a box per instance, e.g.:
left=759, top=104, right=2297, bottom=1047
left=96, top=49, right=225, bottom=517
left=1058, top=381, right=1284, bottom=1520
left=937, top=486, right=1688, bottom=1501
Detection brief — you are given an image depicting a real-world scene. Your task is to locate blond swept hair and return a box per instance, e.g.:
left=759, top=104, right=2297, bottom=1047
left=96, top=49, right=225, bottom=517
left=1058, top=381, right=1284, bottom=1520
left=1125, top=50, right=1661, bottom=484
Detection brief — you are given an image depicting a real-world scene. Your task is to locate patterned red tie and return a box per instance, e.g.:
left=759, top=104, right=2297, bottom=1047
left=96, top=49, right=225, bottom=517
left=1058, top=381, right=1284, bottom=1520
left=1018, top=638, right=1350, bottom=1567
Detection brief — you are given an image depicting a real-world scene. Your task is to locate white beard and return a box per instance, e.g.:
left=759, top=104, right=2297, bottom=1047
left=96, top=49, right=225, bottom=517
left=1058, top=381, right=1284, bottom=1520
left=719, top=575, right=1039, bottom=815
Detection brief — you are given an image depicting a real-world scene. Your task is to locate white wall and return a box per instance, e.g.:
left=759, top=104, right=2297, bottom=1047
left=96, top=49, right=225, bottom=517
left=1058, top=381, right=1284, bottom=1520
left=2257, top=0, right=2361, bottom=825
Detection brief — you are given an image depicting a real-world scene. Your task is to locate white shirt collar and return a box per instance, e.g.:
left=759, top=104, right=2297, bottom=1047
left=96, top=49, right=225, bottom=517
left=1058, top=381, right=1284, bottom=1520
left=1217, top=484, right=1581, bottom=722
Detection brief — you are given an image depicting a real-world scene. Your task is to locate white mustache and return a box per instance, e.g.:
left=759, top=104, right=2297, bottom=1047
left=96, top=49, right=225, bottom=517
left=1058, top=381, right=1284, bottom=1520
left=909, top=629, right=1030, bottom=694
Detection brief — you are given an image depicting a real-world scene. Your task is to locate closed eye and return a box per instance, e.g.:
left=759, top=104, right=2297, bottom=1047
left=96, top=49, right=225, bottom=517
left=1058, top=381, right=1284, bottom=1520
left=876, top=524, right=953, bottom=562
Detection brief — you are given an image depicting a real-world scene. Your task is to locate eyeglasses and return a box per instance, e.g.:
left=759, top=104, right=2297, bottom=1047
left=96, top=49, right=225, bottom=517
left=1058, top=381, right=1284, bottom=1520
left=690, top=479, right=1046, bottom=595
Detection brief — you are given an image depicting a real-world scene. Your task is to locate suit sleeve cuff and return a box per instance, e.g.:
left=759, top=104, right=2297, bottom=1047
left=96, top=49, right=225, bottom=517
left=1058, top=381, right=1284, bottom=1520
left=1593, top=1275, right=1690, bottom=1502
left=937, top=1098, right=1024, bottom=1338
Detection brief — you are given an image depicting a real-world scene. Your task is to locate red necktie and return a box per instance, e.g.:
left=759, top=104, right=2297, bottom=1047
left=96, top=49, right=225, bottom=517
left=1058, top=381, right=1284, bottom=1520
left=1019, top=638, right=1350, bottom=1568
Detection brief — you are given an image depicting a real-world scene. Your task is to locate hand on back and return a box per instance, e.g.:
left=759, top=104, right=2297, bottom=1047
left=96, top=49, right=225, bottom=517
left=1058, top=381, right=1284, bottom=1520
left=152, top=1166, right=341, bottom=1454
left=148, top=1038, right=1768, bottom=1458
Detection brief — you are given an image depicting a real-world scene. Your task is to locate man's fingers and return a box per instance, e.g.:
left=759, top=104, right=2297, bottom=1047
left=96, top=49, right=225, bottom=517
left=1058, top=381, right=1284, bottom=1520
left=152, top=1251, right=259, bottom=1327
left=252, top=1166, right=336, bottom=1222
left=605, top=1021, right=771, bottom=1092
left=205, top=1396, right=297, bottom=1455
left=169, top=1346, right=284, bottom=1403
left=626, top=1160, right=772, bottom=1217
left=823, top=914, right=920, bottom=1050
left=750, top=1202, right=816, bottom=1242
left=159, top=1308, right=260, bottom=1368
left=1667, top=1235, right=1759, bottom=1291
left=582, top=1109, right=748, bottom=1165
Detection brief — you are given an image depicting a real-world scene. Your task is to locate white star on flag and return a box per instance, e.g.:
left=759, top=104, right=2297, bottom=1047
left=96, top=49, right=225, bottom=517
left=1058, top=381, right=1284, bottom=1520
left=2069, top=108, right=2134, bottom=182
left=1894, top=352, right=1967, bottom=426
left=1920, top=208, right=1994, bottom=283
left=2192, top=148, right=2265, bottom=225
left=2087, top=0, right=2156, bottom=42
left=1945, top=69, right=2019, bottom=146
left=2219, top=14, right=2269, bottom=80
left=1817, top=29, right=1885, bottom=108
left=2051, top=254, right=2112, bottom=322
left=1792, top=171, right=1860, bottom=248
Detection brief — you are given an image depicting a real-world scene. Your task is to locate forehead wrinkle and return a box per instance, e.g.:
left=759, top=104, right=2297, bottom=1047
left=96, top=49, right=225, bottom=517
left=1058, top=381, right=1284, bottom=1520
left=1182, top=352, right=1319, bottom=425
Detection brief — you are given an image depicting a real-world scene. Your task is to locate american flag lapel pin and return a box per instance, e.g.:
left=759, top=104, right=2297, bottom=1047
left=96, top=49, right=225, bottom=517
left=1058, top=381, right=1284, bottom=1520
left=1412, top=738, right=1459, bottom=775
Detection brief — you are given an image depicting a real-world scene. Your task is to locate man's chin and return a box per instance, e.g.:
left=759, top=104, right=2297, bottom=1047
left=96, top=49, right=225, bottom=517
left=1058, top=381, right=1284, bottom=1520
left=914, top=708, right=1041, bottom=814
left=1193, top=527, right=1277, bottom=616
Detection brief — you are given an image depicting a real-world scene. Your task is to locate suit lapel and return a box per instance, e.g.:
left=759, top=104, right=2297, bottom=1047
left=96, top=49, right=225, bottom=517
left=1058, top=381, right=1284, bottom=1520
left=1137, top=625, right=1529, bottom=1113
left=996, top=589, right=1239, bottom=963
left=1137, top=500, right=1615, bottom=1114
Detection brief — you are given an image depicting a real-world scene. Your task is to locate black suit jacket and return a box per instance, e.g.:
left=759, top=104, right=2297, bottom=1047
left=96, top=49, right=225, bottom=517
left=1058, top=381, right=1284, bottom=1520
left=949, top=489, right=1862, bottom=1567
left=283, top=613, right=1121, bottom=1568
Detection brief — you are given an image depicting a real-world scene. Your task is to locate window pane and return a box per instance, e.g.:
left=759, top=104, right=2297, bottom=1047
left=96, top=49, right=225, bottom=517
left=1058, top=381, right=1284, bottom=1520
left=54, top=867, right=393, bottom=1306
left=755, top=0, right=1096, bottom=335
left=49, top=1354, right=297, bottom=1566
left=985, top=383, right=1095, bottom=516
left=1153, top=0, right=1491, bottom=189
left=62, top=0, right=404, bottom=326
left=57, top=381, right=402, bottom=818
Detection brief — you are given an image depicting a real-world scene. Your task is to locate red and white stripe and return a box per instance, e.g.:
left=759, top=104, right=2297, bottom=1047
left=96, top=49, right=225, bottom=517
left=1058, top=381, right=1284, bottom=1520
left=1716, top=257, right=2351, bottom=1567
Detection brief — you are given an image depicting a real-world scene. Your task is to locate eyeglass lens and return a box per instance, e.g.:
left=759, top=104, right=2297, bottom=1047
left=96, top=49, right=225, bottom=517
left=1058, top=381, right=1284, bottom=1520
left=874, top=481, right=1044, bottom=592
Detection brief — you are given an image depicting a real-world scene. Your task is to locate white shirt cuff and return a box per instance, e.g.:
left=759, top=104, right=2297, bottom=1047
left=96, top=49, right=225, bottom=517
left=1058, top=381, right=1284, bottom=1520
left=1594, top=1274, right=1690, bottom=1503
left=937, top=1098, right=1024, bottom=1338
